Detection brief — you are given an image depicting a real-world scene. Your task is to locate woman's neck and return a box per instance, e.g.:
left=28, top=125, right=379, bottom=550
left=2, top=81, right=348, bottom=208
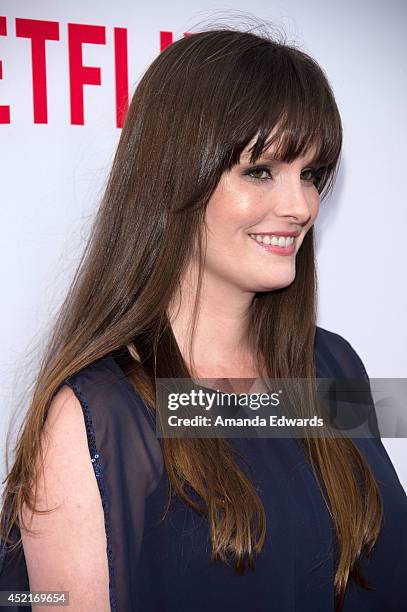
left=167, top=266, right=260, bottom=379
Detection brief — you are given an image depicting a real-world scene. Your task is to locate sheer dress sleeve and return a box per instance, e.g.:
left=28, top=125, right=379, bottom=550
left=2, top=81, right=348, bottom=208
left=57, top=355, right=164, bottom=612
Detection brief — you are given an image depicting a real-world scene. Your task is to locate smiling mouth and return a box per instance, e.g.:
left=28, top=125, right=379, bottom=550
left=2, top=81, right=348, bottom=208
left=248, top=233, right=297, bottom=256
left=248, top=233, right=295, bottom=247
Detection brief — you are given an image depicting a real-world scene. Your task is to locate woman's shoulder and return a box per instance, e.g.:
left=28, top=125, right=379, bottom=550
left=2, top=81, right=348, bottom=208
left=314, top=324, right=370, bottom=379
left=315, top=326, right=407, bottom=505
left=58, top=354, right=156, bottom=433
left=54, top=354, right=164, bottom=497
left=63, top=354, right=149, bottom=410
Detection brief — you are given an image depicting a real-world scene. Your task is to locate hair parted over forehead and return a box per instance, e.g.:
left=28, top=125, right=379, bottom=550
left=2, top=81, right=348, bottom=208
left=150, top=27, right=342, bottom=202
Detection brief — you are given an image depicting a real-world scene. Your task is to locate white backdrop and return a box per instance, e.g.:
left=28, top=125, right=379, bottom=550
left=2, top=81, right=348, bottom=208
left=1, top=0, right=406, bottom=492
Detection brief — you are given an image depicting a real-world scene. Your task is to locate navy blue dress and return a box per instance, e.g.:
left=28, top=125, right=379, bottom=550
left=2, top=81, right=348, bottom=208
left=1, top=326, right=406, bottom=611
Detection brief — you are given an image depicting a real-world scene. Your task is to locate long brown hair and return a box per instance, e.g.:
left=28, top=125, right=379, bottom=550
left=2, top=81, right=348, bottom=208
left=1, top=25, right=382, bottom=611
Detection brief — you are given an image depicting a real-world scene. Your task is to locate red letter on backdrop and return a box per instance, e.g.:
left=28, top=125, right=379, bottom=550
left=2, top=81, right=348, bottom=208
left=160, top=31, right=173, bottom=51
left=68, top=23, right=105, bottom=125
left=160, top=31, right=192, bottom=52
left=15, top=18, right=59, bottom=124
left=0, top=16, right=10, bottom=124
left=114, top=27, right=128, bottom=129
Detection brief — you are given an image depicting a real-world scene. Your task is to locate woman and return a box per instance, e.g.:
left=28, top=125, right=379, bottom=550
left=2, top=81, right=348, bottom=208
left=0, top=26, right=406, bottom=612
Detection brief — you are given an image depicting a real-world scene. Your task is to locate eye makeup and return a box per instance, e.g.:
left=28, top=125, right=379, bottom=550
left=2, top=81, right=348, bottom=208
left=242, top=164, right=327, bottom=189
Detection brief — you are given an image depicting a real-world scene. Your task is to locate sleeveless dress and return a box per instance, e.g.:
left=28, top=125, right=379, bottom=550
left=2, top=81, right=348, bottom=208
left=0, top=325, right=406, bottom=611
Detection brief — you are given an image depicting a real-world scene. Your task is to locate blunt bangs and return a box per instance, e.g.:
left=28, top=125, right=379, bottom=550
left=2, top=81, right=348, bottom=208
left=221, top=42, right=343, bottom=198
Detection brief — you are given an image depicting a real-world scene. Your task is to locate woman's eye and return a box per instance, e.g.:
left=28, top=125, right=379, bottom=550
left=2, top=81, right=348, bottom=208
left=244, top=165, right=326, bottom=188
left=245, top=166, right=272, bottom=180
left=301, top=167, right=326, bottom=188
left=301, top=168, right=315, bottom=181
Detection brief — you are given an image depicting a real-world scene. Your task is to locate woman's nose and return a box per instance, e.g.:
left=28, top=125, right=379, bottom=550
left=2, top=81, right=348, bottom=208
left=272, top=180, right=314, bottom=224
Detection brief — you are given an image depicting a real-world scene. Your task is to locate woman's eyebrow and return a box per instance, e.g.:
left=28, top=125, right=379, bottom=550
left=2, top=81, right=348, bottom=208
left=241, top=152, right=320, bottom=166
left=257, top=153, right=281, bottom=163
left=261, top=151, right=327, bottom=166
left=240, top=151, right=280, bottom=164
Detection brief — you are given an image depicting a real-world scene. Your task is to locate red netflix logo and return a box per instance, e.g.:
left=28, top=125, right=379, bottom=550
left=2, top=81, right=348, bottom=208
left=0, top=17, right=189, bottom=128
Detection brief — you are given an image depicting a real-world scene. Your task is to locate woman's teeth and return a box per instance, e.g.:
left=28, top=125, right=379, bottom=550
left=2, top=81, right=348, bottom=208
left=249, top=234, right=295, bottom=247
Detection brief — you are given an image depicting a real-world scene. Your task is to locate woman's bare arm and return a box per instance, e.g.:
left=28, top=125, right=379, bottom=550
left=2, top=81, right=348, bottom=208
left=20, top=385, right=111, bottom=611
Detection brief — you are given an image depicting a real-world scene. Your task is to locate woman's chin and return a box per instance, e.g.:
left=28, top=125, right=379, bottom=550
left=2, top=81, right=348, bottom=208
left=253, top=273, right=296, bottom=293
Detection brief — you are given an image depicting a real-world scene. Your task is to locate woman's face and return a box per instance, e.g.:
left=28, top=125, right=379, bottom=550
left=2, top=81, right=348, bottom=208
left=202, top=140, right=321, bottom=293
